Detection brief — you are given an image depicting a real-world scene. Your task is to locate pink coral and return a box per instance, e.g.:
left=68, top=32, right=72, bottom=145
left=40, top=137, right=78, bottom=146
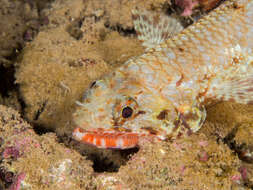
left=198, top=140, right=208, bottom=147
left=238, top=167, right=247, bottom=180
left=8, top=173, right=26, bottom=190
left=198, top=151, right=209, bottom=162
left=231, top=174, right=242, bottom=184
left=175, top=0, right=199, bottom=16
left=2, top=147, right=20, bottom=159
left=180, top=165, right=186, bottom=175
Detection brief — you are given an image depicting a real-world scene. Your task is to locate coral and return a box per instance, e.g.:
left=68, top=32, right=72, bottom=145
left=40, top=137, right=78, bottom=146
left=244, top=164, right=253, bottom=188
left=175, top=0, right=199, bottom=16
left=2, top=147, right=20, bottom=160
left=8, top=173, right=26, bottom=190
left=0, top=105, right=95, bottom=189
left=97, top=133, right=244, bottom=189
left=0, top=0, right=45, bottom=67
left=81, top=0, right=172, bottom=30
left=175, top=0, right=223, bottom=16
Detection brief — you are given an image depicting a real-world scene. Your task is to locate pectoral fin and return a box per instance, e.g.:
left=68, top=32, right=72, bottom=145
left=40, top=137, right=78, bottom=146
left=206, top=45, right=253, bottom=105
left=173, top=104, right=206, bottom=138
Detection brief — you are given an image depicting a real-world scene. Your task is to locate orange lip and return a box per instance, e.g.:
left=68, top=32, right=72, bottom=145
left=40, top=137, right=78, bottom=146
left=73, top=127, right=141, bottom=149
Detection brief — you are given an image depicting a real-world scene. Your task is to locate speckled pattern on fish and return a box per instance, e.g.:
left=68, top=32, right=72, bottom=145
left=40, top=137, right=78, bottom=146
left=73, top=0, right=253, bottom=149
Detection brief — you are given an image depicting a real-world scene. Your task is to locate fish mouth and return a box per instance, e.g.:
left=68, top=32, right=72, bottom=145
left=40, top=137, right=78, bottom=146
left=73, top=127, right=146, bottom=149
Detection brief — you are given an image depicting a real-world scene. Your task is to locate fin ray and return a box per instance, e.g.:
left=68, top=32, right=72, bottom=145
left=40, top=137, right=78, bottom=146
left=208, top=75, right=253, bottom=104
left=132, top=8, right=183, bottom=49
left=206, top=45, right=253, bottom=104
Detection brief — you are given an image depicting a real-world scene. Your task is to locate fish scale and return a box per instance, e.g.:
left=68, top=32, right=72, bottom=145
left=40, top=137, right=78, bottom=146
left=73, top=0, right=253, bottom=149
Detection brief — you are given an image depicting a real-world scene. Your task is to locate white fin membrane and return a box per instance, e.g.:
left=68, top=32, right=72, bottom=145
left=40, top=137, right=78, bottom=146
left=132, top=8, right=183, bottom=49
left=206, top=45, right=253, bottom=104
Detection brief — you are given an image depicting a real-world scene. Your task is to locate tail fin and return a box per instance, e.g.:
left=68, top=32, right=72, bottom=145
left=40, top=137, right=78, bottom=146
left=132, top=8, right=183, bottom=49
left=206, top=45, right=253, bottom=104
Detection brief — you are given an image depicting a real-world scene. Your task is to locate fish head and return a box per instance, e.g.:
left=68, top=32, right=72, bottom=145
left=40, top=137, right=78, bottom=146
left=72, top=78, right=206, bottom=149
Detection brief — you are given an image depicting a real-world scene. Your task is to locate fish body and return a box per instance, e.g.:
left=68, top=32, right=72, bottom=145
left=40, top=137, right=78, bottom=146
left=73, top=0, right=253, bottom=149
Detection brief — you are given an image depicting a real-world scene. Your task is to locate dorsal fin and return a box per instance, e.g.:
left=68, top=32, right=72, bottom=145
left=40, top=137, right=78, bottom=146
left=132, top=8, right=183, bottom=49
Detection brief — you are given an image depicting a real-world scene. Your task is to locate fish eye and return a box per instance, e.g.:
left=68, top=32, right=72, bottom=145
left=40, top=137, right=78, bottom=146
left=122, top=106, right=133, bottom=118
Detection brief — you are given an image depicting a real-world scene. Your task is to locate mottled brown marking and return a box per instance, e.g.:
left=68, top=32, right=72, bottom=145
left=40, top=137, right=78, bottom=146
left=183, top=112, right=199, bottom=121
left=247, top=88, right=253, bottom=92
left=228, top=97, right=235, bottom=102
left=113, top=118, right=119, bottom=127
left=233, top=1, right=241, bottom=9
left=114, top=127, right=132, bottom=133
left=179, top=114, right=191, bottom=130
left=232, top=57, right=239, bottom=64
left=135, top=110, right=146, bottom=116
left=114, top=116, right=129, bottom=126
left=132, top=14, right=139, bottom=21
left=162, top=32, right=168, bottom=39
left=173, top=120, right=180, bottom=131
left=113, top=127, right=121, bottom=131
left=247, top=100, right=253, bottom=104
left=187, top=130, right=193, bottom=136
left=98, top=108, right=105, bottom=112
left=148, top=28, right=152, bottom=34
left=237, top=79, right=248, bottom=85
left=141, top=127, right=158, bottom=135
left=218, top=95, right=225, bottom=101
left=198, top=87, right=208, bottom=98
left=157, top=110, right=168, bottom=120
left=153, top=15, right=160, bottom=26
left=142, top=15, right=148, bottom=22
left=126, top=128, right=133, bottom=132
left=82, top=58, right=96, bottom=66
left=176, top=74, right=184, bottom=87
left=237, top=92, right=245, bottom=95
left=177, top=132, right=182, bottom=139
left=136, top=90, right=143, bottom=95
left=77, top=127, right=85, bottom=133
left=238, top=95, right=245, bottom=99
left=147, top=19, right=152, bottom=26
left=178, top=47, right=184, bottom=52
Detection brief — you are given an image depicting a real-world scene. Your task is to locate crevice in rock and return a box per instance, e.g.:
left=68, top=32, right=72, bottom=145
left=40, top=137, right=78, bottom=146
left=32, top=123, right=55, bottom=135
left=0, top=65, right=17, bottom=98
left=104, top=22, right=136, bottom=37
left=89, top=147, right=139, bottom=173
left=223, top=125, right=253, bottom=163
